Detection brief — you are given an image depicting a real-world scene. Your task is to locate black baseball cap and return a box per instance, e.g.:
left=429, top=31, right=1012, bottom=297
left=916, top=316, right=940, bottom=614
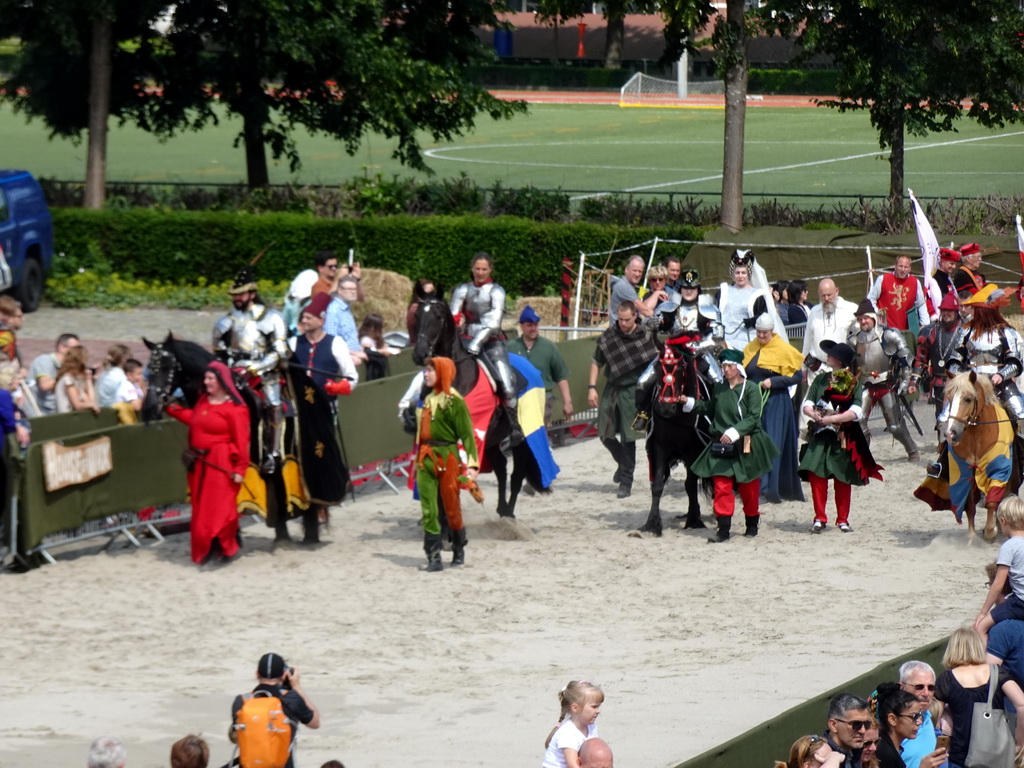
left=258, top=652, right=287, bottom=679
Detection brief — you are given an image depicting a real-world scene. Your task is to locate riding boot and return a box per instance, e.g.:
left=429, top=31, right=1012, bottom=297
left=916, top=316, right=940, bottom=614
left=424, top=532, right=443, bottom=572
left=506, top=405, right=525, bottom=448
left=301, top=506, right=320, bottom=544
left=451, top=528, right=467, bottom=567
left=744, top=515, right=760, bottom=537
left=707, top=514, right=731, bottom=543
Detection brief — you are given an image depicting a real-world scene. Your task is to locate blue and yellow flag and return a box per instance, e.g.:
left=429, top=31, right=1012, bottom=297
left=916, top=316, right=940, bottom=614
left=509, top=353, right=560, bottom=489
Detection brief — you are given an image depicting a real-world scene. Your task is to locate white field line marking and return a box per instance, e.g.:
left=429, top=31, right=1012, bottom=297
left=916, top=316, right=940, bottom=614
left=574, top=130, right=1024, bottom=199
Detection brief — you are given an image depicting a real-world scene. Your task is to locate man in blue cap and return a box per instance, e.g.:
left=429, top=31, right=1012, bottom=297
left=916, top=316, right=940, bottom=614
left=508, top=305, right=573, bottom=435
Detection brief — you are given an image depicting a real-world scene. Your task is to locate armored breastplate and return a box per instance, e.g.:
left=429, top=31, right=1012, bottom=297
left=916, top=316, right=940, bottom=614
left=228, top=308, right=270, bottom=360
left=673, top=304, right=700, bottom=334
left=856, top=331, right=890, bottom=382
left=967, top=330, right=1005, bottom=374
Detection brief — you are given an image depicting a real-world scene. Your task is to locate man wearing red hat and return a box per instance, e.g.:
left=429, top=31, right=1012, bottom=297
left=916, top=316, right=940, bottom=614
left=953, top=243, right=986, bottom=299
left=934, top=248, right=961, bottom=299
left=867, top=254, right=929, bottom=334
left=910, top=292, right=961, bottom=447
left=285, top=292, right=358, bottom=543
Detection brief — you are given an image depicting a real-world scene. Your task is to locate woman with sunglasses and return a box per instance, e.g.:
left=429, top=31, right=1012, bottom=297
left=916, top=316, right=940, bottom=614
left=773, top=734, right=845, bottom=768
left=641, top=265, right=674, bottom=313
left=870, top=683, right=944, bottom=768
left=934, top=626, right=1024, bottom=768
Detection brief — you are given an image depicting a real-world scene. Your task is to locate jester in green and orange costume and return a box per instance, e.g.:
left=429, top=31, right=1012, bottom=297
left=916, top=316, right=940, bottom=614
left=416, top=356, right=480, bottom=572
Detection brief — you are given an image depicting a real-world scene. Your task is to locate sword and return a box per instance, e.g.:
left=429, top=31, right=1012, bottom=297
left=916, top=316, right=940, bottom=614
left=897, top=392, right=924, bottom=436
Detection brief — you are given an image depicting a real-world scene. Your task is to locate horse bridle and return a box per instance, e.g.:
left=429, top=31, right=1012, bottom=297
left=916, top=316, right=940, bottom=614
left=416, top=297, right=448, bottom=361
left=147, top=344, right=182, bottom=407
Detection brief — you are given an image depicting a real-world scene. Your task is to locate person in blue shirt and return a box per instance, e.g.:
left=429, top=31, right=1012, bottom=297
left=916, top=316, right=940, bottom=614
left=323, top=275, right=367, bottom=366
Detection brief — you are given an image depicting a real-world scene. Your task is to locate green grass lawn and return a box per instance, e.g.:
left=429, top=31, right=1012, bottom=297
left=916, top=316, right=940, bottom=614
left=1, top=101, right=1022, bottom=201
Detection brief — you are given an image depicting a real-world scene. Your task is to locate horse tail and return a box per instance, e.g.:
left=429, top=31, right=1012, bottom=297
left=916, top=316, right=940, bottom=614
left=700, top=475, right=714, bottom=500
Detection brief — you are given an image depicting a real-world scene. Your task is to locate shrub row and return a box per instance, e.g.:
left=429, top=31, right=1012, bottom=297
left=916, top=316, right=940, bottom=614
left=50, top=209, right=704, bottom=298
left=748, top=68, right=839, bottom=95
left=40, top=176, right=578, bottom=221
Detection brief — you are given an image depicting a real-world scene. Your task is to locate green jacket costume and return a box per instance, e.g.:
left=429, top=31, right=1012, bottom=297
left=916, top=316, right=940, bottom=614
left=797, top=370, right=880, bottom=487
left=689, top=379, right=779, bottom=483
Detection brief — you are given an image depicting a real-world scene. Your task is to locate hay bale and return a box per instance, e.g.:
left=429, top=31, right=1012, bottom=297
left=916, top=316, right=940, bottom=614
left=353, top=268, right=413, bottom=333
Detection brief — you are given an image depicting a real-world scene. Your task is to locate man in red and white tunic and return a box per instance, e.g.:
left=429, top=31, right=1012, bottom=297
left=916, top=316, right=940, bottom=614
left=867, top=254, right=930, bottom=334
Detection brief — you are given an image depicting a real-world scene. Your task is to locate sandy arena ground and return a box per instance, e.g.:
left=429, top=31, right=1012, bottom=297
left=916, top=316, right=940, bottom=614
left=0, top=395, right=996, bottom=768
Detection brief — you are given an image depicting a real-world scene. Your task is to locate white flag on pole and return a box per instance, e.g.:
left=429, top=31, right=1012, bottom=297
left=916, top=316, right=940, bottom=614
left=909, top=189, right=943, bottom=317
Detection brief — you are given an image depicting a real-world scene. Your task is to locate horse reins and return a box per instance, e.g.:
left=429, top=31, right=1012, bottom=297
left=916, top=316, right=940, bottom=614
left=148, top=345, right=183, bottom=406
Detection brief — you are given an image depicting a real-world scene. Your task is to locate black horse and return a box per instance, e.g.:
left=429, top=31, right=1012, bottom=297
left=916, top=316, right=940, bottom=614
left=412, top=295, right=547, bottom=518
left=142, top=335, right=215, bottom=420
left=142, top=334, right=316, bottom=541
left=637, top=340, right=713, bottom=536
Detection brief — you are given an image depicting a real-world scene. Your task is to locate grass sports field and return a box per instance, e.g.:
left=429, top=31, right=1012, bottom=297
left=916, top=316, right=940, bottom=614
left=1, top=97, right=1023, bottom=202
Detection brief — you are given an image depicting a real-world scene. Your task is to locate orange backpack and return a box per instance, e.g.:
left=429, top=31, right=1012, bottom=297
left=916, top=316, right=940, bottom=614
left=233, top=690, right=294, bottom=768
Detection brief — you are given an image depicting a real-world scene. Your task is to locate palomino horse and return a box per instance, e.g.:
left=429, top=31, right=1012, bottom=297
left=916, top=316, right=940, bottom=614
left=637, top=339, right=713, bottom=536
left=412, top=295, right=554, bottom=518
left=939, top=372, right=1016, bottom=542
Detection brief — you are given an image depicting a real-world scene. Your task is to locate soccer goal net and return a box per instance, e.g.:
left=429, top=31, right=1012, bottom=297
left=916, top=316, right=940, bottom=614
left=619, top=73, right=681, bottom=107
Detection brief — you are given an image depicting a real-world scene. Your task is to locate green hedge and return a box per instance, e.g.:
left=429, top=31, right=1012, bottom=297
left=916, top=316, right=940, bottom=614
left=51, top=209, right=703, bottom=296
left=748, top=68, right=838, bottom=95
left=470, top=65, right=634, bottom=89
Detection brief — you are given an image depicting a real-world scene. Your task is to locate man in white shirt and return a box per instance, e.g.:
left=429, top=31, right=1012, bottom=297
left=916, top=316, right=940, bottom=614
left=802, top=278, right=858, bottom=387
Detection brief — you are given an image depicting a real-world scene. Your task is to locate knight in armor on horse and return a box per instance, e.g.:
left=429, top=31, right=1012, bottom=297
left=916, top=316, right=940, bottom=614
left=633, top=267, right=723, bottom=431
left=213, top=265, right=290, bottom=473
left=945, top=284, right=1024, bottom=436
left=849, top=299, right=920, bottom=462
left=449, top=252, right=524, bottom=447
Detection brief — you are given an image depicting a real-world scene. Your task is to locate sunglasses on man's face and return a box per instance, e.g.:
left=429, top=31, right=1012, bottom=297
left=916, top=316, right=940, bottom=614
left=907, top=683, right=935, bottom=692
left=834, top=718, right=871, bottom=731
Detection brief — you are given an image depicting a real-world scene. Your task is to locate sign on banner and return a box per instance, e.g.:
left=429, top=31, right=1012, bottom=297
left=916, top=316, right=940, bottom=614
left=42, top=436, right=114, bottom=492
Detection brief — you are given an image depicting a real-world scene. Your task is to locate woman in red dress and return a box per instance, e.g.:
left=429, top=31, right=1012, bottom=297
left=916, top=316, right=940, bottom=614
left=167, top=361, right=250, bottom=564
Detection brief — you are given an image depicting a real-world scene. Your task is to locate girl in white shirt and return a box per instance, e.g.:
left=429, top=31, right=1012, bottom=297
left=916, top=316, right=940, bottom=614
left=542, top=681, right=604, bottom=768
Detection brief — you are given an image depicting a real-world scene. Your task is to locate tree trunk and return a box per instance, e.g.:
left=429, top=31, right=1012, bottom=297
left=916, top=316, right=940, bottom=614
left=84, top=17, right=113, bottom=210
left=604, top=16, right=624, bottom=68
left=888, top=109, right=905, bottom=205
left=241, top=73, right=270, bottom=188
left=719, top=0, right=748, bottom=233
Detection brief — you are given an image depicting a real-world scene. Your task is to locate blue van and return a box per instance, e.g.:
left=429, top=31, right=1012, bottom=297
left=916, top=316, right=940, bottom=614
left=0, top=170, right=53, bottom=312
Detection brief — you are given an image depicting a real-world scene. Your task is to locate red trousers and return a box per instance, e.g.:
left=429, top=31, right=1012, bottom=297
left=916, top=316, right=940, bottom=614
left=712, top=475, right=760, bottom=518
left=808, top=473, right=851, bottom=524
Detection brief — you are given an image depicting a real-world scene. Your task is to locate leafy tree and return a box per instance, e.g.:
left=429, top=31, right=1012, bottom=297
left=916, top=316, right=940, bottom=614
left=661, top=0, right=747, bottom=231
left=142, top=0, right=526, bottom=187
left=761, top=0, right=1024, bottom=202
left=0, top=0, right=170, bottom=208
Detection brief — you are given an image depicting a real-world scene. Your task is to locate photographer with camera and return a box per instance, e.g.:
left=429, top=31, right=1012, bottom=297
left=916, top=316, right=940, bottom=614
left=231, top=652, right=320, bottom=768
left=679, top=348, right=779, bottom=543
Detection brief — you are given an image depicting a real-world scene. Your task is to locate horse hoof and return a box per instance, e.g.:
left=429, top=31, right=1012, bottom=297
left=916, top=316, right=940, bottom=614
left=636, top=525, right=662, bottom=538
left=497, top=511, right=516, bottom=519
left=683, top=518, right=707, bottom=530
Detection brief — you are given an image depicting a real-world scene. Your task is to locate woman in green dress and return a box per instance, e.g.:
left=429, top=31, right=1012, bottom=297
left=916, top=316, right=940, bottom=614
left=681, top=348, right=779, bottom=542
left=798, top=341, right=883, bottom=534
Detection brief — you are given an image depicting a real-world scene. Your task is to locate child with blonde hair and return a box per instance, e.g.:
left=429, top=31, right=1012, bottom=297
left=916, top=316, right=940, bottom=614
left=542, top=681, right=603, bottom=768
left=974, top=494, right=1024, bottom=641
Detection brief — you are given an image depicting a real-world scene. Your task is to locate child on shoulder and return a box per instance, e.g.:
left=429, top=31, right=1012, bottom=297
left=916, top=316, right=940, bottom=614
left=542, top=681, right=604, bottom=768
left=974, top=494, right=1024, bottom=642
